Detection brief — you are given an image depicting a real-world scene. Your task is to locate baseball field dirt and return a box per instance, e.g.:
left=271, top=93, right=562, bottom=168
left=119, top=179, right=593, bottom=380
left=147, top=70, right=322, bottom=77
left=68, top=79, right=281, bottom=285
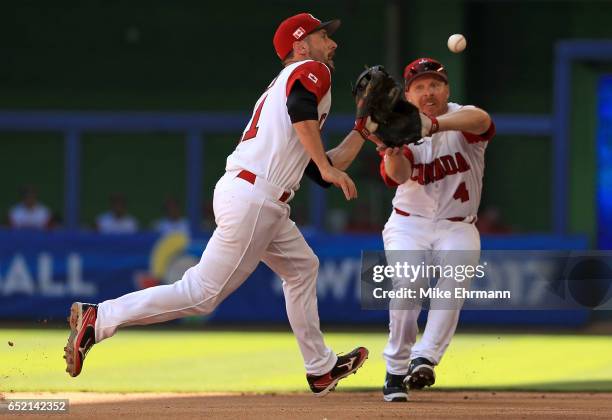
left=3, top=391, right=612, bottom=419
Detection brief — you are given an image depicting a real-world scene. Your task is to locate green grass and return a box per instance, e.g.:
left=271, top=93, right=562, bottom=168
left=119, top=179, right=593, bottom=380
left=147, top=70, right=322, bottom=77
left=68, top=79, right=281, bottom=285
left=1, top=329, right=611, bottom=392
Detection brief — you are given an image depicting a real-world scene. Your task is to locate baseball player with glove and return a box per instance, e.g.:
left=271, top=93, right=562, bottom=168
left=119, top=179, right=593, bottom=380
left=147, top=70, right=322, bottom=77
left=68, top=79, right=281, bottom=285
left=63, top=12, right=371, bottom=396
left=352, top=59, right=494, bottom=402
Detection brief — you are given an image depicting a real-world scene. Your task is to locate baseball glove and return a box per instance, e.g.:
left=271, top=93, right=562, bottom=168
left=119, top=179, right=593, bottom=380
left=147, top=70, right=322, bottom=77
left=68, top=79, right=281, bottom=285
left=352, top=65, right=423, bottom=147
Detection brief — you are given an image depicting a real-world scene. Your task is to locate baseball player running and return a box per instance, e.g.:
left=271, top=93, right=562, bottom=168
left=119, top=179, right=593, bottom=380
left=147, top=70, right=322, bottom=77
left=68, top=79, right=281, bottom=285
left=358, top=58, right=495, bottom=402
left=63, top=12, right=370, bottom=396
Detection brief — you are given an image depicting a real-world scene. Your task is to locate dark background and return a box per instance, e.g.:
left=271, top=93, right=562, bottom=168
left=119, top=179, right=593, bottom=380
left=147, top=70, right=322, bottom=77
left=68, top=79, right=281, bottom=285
left=1, top=0, right=609, bottom=240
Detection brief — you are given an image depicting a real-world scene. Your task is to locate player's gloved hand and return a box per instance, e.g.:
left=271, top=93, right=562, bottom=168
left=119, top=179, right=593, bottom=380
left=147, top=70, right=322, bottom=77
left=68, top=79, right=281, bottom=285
left=352, top=65, right=423, bottom=147
left=319, top=165, right=358, bottom=200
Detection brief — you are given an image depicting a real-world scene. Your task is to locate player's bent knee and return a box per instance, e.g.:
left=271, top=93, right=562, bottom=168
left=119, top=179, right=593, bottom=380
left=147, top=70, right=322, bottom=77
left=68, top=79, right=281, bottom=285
left=293, top=252, right=319, bottom=286
left=307, top=253, right=320, bottom=274
left=188, top=282, right=231, bottom=315
left=192, top=295, right=222, bottom=315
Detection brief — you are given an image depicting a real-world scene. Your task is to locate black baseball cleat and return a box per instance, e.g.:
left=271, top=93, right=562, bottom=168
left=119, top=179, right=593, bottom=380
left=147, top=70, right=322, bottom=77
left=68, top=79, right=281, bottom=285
left=64, top=302, right=98, bottom=377
left=383, top=372, right=408, bottom=402
left=405, top=357, right=436, bottom=390
left=306, top=347, right=369, bottom=397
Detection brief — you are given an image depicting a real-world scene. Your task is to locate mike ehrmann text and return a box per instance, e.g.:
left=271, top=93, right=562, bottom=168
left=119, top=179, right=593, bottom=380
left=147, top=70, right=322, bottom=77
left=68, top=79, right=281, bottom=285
left=373, top=287, right=511, bottom=300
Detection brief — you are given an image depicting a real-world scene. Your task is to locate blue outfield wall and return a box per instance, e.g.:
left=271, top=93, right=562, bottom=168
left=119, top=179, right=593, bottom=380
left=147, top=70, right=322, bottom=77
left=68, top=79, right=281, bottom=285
left=0, top=229, right=590, bottom=326
left=598, top=75, right=612, bottom=248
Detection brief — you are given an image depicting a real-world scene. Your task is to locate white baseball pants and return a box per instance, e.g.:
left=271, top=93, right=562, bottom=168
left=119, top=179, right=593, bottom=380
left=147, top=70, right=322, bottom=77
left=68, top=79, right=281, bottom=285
left=94, top=170, right=337, bottom=375
left=382, top=211, right=480, bottom=375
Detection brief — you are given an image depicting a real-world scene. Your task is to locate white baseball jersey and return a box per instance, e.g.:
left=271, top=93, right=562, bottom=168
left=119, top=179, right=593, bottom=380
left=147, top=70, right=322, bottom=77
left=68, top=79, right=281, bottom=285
left=380, top=102, right=495, bottom=219
left=226, top=59, right=332, bottom=192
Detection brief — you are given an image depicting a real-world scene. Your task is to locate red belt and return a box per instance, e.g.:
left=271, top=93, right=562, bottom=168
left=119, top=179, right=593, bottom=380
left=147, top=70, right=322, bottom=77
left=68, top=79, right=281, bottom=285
left=237, top=170, right=291, bottom=202
left=394, top=207, right=474, bottom=224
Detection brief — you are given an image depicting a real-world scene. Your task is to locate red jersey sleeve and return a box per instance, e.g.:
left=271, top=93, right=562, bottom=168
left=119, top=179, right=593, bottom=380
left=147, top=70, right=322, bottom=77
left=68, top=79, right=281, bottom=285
left=462, top=120, right=496, bottom=144
left=378, top=146, right=414, bottom=187
left=286, top=61, right=331, bottom=103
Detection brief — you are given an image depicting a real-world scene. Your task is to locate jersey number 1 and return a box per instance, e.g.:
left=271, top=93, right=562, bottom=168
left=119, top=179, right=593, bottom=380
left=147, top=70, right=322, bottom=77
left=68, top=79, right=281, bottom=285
left=241, top=95, right=267, bottom=142
left=453, top=182, right=469, bottom=202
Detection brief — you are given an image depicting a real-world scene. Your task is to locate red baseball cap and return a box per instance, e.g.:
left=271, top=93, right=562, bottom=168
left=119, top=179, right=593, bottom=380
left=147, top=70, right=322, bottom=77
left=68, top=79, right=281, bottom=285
left=403, top=58, right=448, bottom=88
left=273, top=13, right=341, bottom=60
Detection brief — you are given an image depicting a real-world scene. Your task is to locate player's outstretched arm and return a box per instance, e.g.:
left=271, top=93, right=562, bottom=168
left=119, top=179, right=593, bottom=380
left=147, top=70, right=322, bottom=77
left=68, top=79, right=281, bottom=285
left=325, top=130, right=366, bottom=171
left=430, top=106, right=491, bottom=135
left=294, top=120, right=358, bottom=200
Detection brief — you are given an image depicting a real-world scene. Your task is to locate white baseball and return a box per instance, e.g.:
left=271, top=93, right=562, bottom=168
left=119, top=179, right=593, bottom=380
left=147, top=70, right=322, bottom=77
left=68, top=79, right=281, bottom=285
left=447, top=34, right=467, bottom=53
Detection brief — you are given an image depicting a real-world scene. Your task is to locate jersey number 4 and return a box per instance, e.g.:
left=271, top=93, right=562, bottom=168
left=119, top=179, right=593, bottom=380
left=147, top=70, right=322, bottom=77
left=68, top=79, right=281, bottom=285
left=453, top=182, right=470, bottom=202
left=241, top=95, right=268, bottom=142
